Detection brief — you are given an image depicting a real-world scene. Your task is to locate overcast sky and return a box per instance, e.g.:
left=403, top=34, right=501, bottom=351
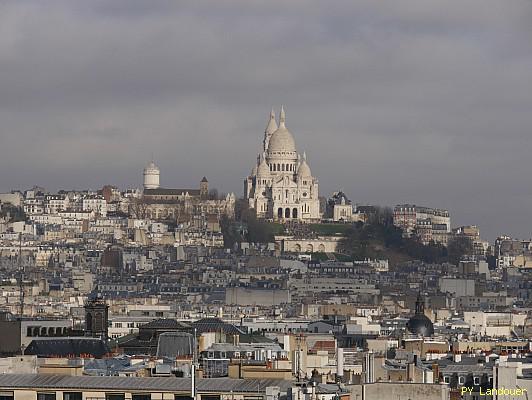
left=1, top=0, right=531, bottom=240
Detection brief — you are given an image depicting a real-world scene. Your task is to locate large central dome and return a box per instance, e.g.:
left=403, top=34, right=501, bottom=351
left=267, top=106, right=297, bottom=154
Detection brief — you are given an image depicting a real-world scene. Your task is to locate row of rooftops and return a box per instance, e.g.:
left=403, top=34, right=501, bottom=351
left=0, top=374, right=293, bottom=392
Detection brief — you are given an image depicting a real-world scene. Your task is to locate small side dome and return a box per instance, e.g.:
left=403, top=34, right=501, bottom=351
left=144, top=161, right=159, bottom=172
left=297, top=158, right=312, bottom=178
left=257, top=159, right=270, bottom=176
left=406, top=293, right=434, bottom=337
left=265, top=108, right=278, bottom=136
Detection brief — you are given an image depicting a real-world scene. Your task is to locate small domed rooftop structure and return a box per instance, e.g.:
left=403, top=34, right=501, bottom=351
left=406, top=293, right=434, bottom=337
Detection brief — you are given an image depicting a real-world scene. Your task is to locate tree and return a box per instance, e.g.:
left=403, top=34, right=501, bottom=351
left=220, top=214, right=241, bottom=248
left=0, top=204, right=27, bottom=222
left=128, top=197, right=149, bottom=219
left=220, top=201, right=277, bottom=246
left=338, top=215, right=450, bottom=264
left=367, top=206, right=394, bottom=227
left=447, top=235, right=473, bottom=265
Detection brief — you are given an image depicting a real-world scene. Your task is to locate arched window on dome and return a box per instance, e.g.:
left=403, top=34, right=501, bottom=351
left=282, top=164, right=285, bottom=171
left=277, top=163, right=280, bottom=171
left=285, top=208, right=290, bottom=218
left=277, top=208, right=283, bottom=219
left=292, top=208, right=298, bottom=219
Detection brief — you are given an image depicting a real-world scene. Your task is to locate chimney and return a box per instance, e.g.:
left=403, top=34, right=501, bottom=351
left=337, top=348, right=344, bottom=377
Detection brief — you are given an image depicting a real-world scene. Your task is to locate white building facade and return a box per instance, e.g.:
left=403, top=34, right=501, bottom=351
left=244, top=107, right=320, bottom=222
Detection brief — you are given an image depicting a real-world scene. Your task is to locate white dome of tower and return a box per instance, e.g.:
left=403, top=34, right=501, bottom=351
left=257, top=157, right=271, bottom=176
left=143, top=160, right=160, bottom=190
left=263, top=108, right=278, bottom=152
left=267, top=106, right=297, bottom=154
left=297, top=156, right=312, bottom=178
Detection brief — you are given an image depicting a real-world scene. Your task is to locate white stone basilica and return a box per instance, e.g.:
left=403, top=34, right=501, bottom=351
left=244, top=107, right=321, bottom=222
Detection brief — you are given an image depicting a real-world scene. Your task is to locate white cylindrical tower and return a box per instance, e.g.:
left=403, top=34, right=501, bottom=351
left=143, top=161, right=160, bottom=190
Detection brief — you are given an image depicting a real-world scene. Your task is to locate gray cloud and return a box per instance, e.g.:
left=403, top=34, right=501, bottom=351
left=1, top=0, right=532, bottom=240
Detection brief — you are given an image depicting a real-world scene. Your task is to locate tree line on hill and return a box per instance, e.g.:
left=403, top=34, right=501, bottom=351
left=221, top=203, right=473, bottom=265
left=220, top=199, right=280, bottom=248
left=337, top=206, right=473, bottom=265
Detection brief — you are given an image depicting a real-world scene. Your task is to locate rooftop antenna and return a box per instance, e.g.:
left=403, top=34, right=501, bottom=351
left=192, top=327, right=197, bottom=399
left=18, top=232, right=24, bottom=317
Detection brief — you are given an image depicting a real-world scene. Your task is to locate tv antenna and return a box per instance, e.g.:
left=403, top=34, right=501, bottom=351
left=18, top=233, right=25, bottom=317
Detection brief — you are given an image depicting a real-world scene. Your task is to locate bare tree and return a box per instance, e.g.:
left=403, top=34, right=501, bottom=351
left=129, top=197, right=149, bottom=219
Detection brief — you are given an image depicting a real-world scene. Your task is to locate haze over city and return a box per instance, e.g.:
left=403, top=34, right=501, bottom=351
left=1, top=0, right=532, bottom=240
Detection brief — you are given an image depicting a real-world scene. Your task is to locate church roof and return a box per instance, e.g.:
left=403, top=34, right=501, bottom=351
left=265, top=108, right=278, bottom=136
left=297, top=158, right=312, bottom=177
left=257, top=158, right=270, bottom=176
left=268, top=106, right=297, bottom=154
left=144, top=188, right=200, bottom=196
left=144, top=161, right=159, bottom=172
left=406, top=293, right=434, bottom=337
left=201, top=176, right=208, bottom=182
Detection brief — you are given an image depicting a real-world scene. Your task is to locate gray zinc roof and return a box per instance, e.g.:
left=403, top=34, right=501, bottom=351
left=0, top=375, right=292, bottom=393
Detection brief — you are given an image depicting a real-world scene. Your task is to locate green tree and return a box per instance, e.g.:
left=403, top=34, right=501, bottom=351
left=220, top=214, right=241, bottom=248
left=447, top=235, right=473, bottom=265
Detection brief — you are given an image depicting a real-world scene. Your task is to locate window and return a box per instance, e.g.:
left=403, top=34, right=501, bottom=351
left=0, top=392, right=14, bottom=400
left=443, top=376, right=450, bottom=383
left=37, top=394, right=56, bottom=400
left=473, top=376, right=480, bottom=385
left=106, top=394, right=125, bottom=400
left=132, top=395, right=151, bottom=400
left=64, top=393, right=82, bottom=400
left=458, top=376, right=465, bottom=384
